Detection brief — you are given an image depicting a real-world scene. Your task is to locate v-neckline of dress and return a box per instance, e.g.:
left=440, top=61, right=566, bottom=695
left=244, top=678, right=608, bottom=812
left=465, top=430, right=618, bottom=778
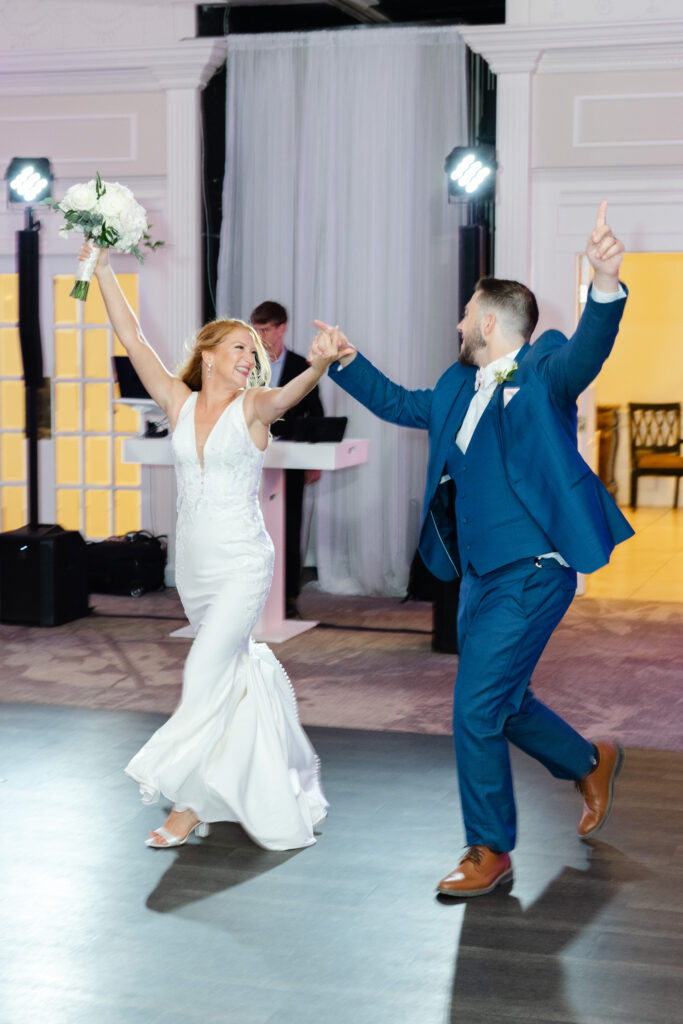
left=193, top=390, right=243, bottom=469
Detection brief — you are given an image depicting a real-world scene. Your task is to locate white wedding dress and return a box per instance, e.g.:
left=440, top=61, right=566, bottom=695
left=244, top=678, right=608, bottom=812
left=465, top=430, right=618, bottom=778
left=124, top=390, right=328, bottom=850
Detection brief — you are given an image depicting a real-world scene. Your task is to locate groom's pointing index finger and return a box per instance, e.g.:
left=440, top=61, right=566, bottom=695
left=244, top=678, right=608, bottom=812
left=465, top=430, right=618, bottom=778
left=595, top=200, right=608, bottom=231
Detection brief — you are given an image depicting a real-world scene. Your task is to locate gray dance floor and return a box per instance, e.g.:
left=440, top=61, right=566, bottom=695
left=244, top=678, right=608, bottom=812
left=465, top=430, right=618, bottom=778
left=1, top=702, right=682, bottom=1024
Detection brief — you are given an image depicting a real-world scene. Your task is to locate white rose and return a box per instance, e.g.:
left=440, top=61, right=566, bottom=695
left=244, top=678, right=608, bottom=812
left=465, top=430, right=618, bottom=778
left=117, top=205, right=148, bottom=247
left=97, top=182, right=134, bottom=225
left=60, top=180, right=98, bottom=213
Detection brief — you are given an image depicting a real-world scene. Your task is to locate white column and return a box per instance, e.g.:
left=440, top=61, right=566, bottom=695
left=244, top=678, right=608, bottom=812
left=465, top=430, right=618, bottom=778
left=458, top=27, right=540, bottom=283
left=494, top=69, right=534, bottom=281
left=165, top=86, right=202, bottom=362
left=153, top=39, right=227, bottom=363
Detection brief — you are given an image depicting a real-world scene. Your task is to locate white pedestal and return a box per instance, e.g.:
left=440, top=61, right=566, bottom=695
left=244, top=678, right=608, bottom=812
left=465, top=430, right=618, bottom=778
left=122, top=436, right=370, bottom=642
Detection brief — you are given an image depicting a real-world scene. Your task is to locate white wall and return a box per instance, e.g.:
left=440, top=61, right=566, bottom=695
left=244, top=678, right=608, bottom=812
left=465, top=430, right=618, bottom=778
left=460, top=11, right=683, bottom=506
left=0, top=0, right=225, bottom=579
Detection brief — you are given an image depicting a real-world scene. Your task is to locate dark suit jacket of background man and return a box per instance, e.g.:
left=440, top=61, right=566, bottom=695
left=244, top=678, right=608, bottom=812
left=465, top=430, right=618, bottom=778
left=271, top=348, right=324, bottom=602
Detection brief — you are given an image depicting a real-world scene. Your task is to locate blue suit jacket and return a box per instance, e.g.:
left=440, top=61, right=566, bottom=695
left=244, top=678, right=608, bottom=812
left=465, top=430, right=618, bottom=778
left=330, top=287, right=634, bottom=580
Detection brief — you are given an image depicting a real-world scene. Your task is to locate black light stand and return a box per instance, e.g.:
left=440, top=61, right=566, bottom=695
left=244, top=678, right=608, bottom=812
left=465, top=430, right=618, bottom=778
left=18, top=206, right=44, bottom=530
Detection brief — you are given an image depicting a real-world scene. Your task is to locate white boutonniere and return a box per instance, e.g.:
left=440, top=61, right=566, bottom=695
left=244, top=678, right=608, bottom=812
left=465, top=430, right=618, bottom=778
left=493, top=359, right=518, bottom=387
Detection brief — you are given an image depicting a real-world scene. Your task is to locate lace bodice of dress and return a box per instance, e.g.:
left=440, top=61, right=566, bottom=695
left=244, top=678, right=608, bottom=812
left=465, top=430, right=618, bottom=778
left=172, top=390, right=267, bottom=523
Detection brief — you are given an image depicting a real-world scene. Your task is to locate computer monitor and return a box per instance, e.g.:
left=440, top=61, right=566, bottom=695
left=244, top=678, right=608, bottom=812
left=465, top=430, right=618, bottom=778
left=112, top=355, right=151, bottom=400
left=291, top=416, right=348, bottom=443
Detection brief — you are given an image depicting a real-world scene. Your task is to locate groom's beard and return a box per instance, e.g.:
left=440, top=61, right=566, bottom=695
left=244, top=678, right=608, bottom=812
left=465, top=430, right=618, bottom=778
left=458, top=323, right=486, bottom=368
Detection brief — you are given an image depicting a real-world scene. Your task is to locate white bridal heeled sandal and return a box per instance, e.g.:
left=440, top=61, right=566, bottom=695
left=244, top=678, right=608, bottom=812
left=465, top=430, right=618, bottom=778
left=145, top=821, right=211, bottom=848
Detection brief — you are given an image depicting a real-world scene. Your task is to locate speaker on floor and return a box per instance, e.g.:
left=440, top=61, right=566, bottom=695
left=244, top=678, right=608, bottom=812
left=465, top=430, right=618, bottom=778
left=0, top=525, right=89, bottom=626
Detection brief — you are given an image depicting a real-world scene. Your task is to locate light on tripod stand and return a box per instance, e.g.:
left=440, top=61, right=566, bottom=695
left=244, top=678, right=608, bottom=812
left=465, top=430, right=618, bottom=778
left=6, top=157, right=52, bottom=204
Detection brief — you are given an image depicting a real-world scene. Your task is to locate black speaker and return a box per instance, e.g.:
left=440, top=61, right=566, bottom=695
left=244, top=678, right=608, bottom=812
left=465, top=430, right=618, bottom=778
left=18, top=228, right=44, bottom=388
left=0, top=525, right=89, bottom=626
left=458, top=223, right=486, bottom=319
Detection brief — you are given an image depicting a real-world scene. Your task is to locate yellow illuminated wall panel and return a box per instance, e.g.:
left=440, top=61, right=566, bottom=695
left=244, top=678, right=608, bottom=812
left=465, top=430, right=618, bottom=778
left=83, top=329, right=110, bottom=378
left=56, top=436, right=81, bottom=485
left=85, top=436, right=112, bottom=486
left=2, top=486, right=25, bottom=530
left=82, top=276, right=108, bottom=326
left=114, top=489, right=141, bottom=535
left=56, top=488, right=81, bottom=532
left=0, top=327, right=22, bottom=376
left=1, top=433, right=25, bottom=481
left=114, top=402, right=140, bottom=434
left=85, top=488, right=110, bottom=538
left=0, top=380, right=24, bottom=430
left=54, top=276, right=79, bottom=325
left=84, top=382, right=111, bottom=433
left=54, top=382, right=81, bottom=432
left=52, top=272, right=142, bottom=540
left=115, top=436, right=140, bottom=486
left=54, top=329, right=80, bottom=378
left=596, top=253, right=683, bottom=405
left=0, top=275, right=18, bottom=321
left=0, top=277, right=25, bottom=531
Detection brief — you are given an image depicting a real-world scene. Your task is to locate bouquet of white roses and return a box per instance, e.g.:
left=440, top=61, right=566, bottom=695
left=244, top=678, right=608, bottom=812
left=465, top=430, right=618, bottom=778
left=44, top=172, right=163, bottom=300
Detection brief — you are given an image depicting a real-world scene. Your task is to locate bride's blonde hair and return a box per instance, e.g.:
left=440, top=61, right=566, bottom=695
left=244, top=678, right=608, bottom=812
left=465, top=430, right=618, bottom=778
left=178, top=318, right=271, bottom=391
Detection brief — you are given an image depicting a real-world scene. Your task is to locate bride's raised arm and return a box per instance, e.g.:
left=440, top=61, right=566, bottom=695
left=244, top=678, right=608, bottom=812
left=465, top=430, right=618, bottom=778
left=83, top=243, right=189, bottom=423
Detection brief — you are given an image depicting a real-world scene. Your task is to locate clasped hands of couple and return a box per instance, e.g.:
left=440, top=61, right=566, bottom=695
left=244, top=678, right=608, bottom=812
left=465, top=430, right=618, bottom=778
left=309, top=321, right=355, bottom=369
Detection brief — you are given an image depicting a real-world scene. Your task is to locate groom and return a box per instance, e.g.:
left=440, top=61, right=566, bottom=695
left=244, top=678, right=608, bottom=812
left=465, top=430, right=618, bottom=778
left=318, top=202, right=633, bottom=897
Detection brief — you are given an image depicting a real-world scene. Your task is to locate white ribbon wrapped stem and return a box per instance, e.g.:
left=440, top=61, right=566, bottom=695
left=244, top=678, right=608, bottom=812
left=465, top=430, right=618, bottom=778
left=76, top=248, right=99, bottom=283
left=70, top=246, right=99, bottom=300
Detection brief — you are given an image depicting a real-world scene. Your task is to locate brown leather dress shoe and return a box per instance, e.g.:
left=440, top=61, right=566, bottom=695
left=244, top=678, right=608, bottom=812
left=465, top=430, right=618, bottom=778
left=577, top=740, right=624, bottom=839
left=436, top=845, right=512, bottom=898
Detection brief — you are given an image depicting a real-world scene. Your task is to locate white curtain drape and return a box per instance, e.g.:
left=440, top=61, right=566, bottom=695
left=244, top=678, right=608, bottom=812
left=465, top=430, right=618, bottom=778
left=217, top=26, right=468, bottom=595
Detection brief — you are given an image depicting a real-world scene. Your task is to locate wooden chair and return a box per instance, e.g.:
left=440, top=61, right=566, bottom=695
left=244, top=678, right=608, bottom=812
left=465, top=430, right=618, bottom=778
left=629, top=403, right=683, bottom=509
left=597, top=405, right=620, bottom=499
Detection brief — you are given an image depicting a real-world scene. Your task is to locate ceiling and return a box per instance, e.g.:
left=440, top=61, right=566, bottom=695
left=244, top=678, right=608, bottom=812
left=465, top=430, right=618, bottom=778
left=197, top=1, right=506, bottom=34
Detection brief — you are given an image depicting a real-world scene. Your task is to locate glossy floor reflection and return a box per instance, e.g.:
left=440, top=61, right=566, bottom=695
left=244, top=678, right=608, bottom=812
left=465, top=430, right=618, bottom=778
left=1, top=704, right=681, bottom=1024
left=584, top=507, right=683, bottom=601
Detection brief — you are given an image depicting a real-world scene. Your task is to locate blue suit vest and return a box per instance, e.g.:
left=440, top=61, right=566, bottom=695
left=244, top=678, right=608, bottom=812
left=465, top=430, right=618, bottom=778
left=447, top=405, right=554, bottom=575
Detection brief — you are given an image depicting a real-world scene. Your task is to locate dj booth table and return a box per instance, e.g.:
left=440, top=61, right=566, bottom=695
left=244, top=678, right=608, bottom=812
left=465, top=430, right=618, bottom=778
left=122, top=434, right=369, bottom=642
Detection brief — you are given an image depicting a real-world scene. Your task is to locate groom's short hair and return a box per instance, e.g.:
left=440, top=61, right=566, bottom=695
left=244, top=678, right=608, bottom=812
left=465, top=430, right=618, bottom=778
left=475, top=277, right=539, bottom=343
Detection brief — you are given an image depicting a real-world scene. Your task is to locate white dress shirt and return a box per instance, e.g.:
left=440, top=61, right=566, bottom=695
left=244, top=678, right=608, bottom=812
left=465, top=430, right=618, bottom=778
left=455, top=349, right=520, bottom=455
left=269, top=347, right=287, bottom=388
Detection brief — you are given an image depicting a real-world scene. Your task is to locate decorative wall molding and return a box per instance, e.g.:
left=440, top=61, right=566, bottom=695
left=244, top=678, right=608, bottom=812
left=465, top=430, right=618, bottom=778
left=573, top=93, right=683, bottom=149
left=0, top=113, right=137, bottom=163
left=0, top=39, right=227, bottom=97
left=507, top=0, right=683, bottom=30
left=458, top=20, right=683, bottom=75
left=0, top=0, right=196, bottom=54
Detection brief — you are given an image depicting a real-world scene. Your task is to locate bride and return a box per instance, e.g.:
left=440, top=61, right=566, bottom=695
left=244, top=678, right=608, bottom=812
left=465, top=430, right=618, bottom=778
left=84, top=242, right=346, bottom=851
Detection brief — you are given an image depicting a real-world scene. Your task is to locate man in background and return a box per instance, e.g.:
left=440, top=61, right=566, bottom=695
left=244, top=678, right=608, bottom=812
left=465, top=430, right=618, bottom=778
left=251, top=301, right=324, bottom=618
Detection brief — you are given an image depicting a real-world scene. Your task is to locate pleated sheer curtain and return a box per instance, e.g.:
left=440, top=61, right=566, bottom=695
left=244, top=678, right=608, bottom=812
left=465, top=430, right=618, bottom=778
left=217, top=26, right=468, bottom=595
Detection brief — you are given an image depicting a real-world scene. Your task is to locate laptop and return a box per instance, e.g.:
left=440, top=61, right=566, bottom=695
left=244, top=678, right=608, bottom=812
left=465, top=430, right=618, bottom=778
left=112, top=355, right=152, bottom=400
left=291, top=416, right=348, bottom=444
